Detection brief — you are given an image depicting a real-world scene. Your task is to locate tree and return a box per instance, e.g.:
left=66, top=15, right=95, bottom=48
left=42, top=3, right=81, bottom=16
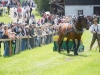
left=34, top=0, right=52, bottom=12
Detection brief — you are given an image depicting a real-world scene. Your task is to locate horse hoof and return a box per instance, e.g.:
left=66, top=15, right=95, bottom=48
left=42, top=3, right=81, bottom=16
left=67, top=51, right=70, bottom=54
left=74, top=53, right=78, bottom=55
left=58, top=50, right=61, bottom=53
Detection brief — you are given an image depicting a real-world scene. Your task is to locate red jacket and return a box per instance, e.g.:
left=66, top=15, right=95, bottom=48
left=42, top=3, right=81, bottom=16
left=2, top=1, right=5, bottom=5
left=17, top=7, right=22, bottom=13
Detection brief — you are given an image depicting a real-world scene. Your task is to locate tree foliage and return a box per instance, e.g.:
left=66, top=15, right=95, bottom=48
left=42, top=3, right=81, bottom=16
left=34, top=0, right=52, bottom=12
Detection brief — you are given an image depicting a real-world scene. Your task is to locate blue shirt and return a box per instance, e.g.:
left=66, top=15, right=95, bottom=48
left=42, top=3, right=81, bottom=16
left=0, top=29, right=3, bottom=38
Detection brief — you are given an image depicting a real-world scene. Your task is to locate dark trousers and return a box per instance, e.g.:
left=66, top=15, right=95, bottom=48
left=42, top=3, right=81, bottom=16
left=8, top=9, right=10, bottom=15
left=4, top=41, right=10, bottom=56
left=21, top=39, right=26, bottom=51
left=30, top=11, right=32, bottom=17
left=0, top=41, right=1, bottom=55
left=90, top=34, right=100, bottom=49
left=29, top=38, right=34, bottom=48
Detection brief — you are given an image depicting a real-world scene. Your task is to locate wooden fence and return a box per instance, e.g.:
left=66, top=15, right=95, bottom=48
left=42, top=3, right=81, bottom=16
left=0, top=32, right=58, bottom=56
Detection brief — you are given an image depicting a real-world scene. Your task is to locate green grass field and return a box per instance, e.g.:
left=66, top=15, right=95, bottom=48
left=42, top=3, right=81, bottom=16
left=0, top=30, right=100, bottom=75
left=0, top=14, right=12, bottom=24
left=32, top=9, right=42, bottom=20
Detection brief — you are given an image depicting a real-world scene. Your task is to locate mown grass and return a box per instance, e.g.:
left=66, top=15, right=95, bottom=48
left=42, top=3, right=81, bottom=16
left=0, top=30, right=100, bottom=75
left=0, top=14, right=12, bottom=24
left=0, top=7, right=12, bottom=24
left=32, top=9, right=42, bottom=20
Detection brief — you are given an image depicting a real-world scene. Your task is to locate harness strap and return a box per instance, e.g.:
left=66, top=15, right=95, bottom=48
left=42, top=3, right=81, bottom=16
left=94, top=25, right=98, bottom=31
left=58, top=25, right=73, bottom=45
left=94, top=25, right=98, bottom=38
left=73, top=26, right=84, bottom=34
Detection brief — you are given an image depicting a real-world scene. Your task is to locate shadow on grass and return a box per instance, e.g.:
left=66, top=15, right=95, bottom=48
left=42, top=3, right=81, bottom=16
left=58, top=51, right=91, bottom=57
left=0, top=52, right=21, bottom=58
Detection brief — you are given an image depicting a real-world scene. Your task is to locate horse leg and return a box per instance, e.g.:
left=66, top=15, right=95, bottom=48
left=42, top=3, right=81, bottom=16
left=66, top=39, right=70, bottom=53
left=76, top=39, right=80, bottom=52
left=73, top=40, right=78, bottom=55
left=58, top=35, right=63, bottom=53
left=58, top=40, right=63, bottom=53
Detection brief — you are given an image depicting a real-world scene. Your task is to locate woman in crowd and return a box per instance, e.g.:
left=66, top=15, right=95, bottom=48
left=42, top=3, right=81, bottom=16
left=2, top=25, right=10, bottom=56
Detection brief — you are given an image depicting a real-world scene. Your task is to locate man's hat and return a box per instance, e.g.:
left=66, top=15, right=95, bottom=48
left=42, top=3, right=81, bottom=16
left=93, top=18, right=98, bottom=22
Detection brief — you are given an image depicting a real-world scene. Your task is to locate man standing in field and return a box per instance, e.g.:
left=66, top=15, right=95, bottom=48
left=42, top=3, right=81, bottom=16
left=89, top=18, right=100, bottom=52
left=7, top=4, right=10, bottom=15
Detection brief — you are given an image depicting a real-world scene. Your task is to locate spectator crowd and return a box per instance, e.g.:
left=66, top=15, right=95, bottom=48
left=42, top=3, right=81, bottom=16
left=0, top=0, right=100, bottom=57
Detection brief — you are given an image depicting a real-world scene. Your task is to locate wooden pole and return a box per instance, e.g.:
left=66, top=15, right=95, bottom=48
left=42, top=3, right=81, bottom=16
left=9, top=40, right=12, bottom=56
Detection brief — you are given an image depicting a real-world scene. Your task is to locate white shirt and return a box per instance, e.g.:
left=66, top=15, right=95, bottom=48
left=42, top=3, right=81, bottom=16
left=8, top=0, right=10, bottom=5
left=54, top=18, right=58, bottom=25
left=8, top=29, right=12, bottom=33
left=42, top=18, right=45, bottom=23
left=14, top=8, right=17, bottom=12
left=29, top=18, right=33, bottom=24
left=23, top=9, right=26, bottom=15
left=89, top=24, right=100, bottom=32
left=26, top=6, right=30, bottom=12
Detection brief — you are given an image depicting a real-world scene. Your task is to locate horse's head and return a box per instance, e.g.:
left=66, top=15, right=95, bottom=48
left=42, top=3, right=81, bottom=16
left=77, top=15, right=89, bottom=30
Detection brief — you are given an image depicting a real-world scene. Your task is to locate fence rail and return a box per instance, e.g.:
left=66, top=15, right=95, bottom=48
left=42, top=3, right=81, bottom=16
left=0, top=32, right=58, bottom=57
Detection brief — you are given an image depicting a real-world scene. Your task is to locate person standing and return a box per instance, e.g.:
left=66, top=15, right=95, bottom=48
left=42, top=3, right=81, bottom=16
left=30, top=6, right=32, bottom=17
left=2, top=0, right=5, bottom=7
left=2, top=25, right=10, bottom=56
left=29, top=25, right=34, bottom=48
left=7, top=4, right=10, bottom=15
left=14, top=7, right=17, bottom=18
left=17, top=6, right=22, bottom=18
left=89, top=18, right=100, bottom=52
left=37, top=19, right=41, bottom=26
left=23, top=8, right=26, bottom=19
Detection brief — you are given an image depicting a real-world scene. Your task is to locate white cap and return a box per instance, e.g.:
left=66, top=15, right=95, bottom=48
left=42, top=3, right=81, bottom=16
left=22, top=23, right=27, bottom=25
left=13, top=21, right=16, bottom=23
left=17, top=21, right=22, bottom=24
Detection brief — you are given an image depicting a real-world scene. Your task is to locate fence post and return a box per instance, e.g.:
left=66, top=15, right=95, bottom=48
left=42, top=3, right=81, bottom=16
left=51, top=33, right=53, bottom=42
left=15, top=39, right=18, bottom=54
left=39, top=36, right=41, bottom=47
left=15, top=38, right=20, bottom=54
left=27, top=36, right=30, bottom=49
left=19, top=38, right=21, bottom=53
left=9, top=40, right=12, bottom=56
left=48, top=34, right=51, bottom=43
left=33, top=36, right=35, bottom=48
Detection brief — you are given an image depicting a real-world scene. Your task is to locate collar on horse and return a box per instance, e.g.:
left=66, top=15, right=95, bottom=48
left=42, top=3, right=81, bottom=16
left=66, top=22, right=84, bottom=34
left=67, top=18, right=84, bottom=34
left=72, top=24, right=84, bottom=34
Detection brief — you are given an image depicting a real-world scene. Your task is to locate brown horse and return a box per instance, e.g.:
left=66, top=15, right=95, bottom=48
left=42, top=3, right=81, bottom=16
left=58, top=15, right=89, bottom=55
